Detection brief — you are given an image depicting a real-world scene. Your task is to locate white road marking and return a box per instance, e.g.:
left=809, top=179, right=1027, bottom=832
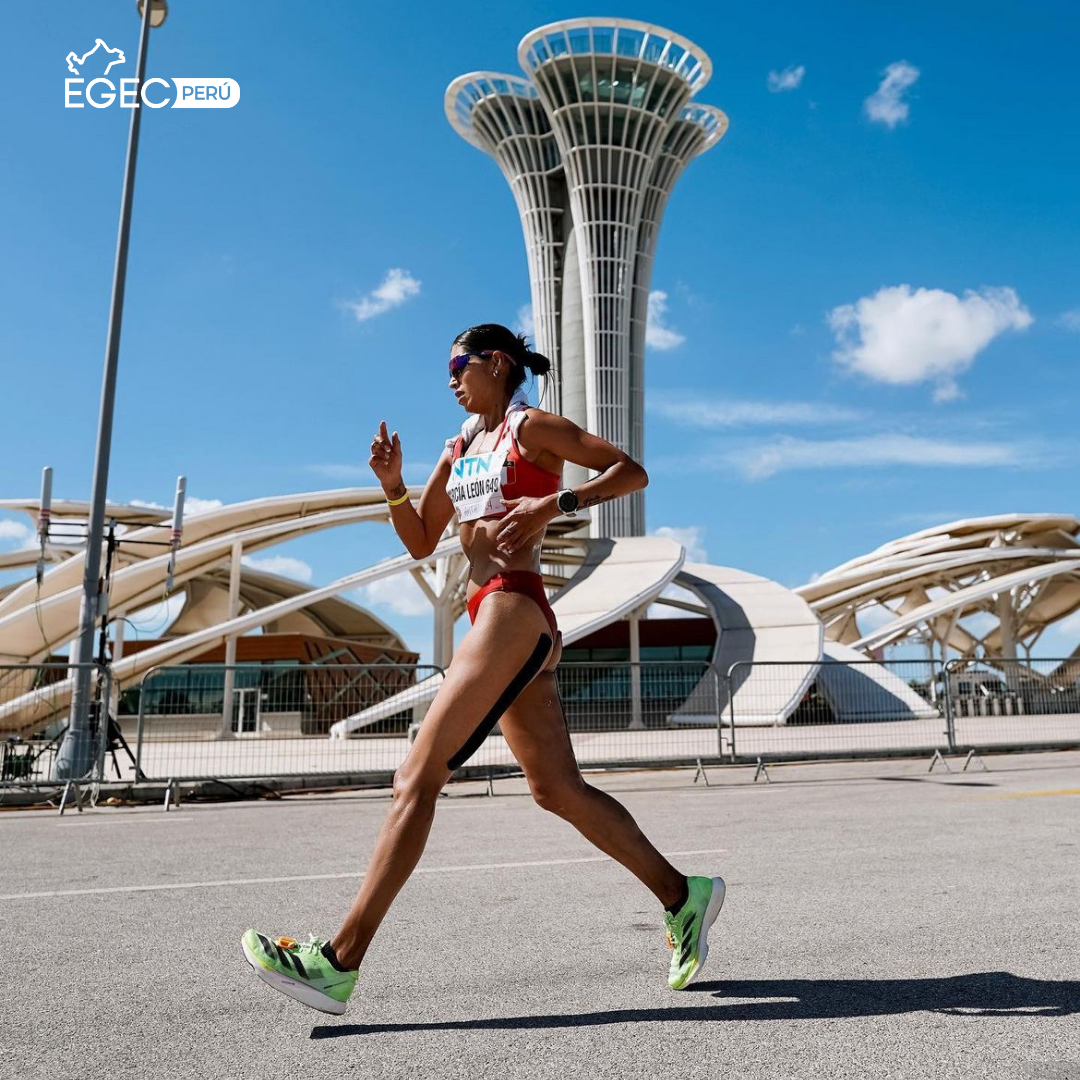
left=0, top=848, right=727, bottom=902
left=56, top=816, right=194, bottom=827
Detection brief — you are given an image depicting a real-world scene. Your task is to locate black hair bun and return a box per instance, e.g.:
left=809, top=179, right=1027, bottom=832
left=524, top=349, right=551, bottom=376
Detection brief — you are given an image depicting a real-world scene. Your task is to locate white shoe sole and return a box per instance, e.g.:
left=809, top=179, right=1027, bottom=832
left=241, top=939, right=348, bottom=1015
left=681, top=876, right=727, bottom=989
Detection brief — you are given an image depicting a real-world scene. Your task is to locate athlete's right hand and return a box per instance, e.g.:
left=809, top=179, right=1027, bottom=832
left=369, top=420, right=403, bottom=489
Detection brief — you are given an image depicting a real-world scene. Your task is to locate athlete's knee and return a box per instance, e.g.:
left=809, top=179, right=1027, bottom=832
left=392, top=764, right=444, bottom=808
left=530, top=775, right=589, bottom=819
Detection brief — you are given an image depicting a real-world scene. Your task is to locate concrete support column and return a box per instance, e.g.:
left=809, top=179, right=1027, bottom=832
left=996, top=589, right=1019, bottom=689
left=996, top=591, right=1018, bottom=660
left=218, top=539, right=242, bottom=738
left=433, top=595, right=456, bottom=672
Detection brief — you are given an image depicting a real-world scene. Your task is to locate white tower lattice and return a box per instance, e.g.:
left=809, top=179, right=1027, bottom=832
left=448, top=19, right=727, bottom=537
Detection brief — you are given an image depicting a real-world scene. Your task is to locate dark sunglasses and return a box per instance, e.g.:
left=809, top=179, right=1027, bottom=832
left=448, top=350, right=495, bottom=376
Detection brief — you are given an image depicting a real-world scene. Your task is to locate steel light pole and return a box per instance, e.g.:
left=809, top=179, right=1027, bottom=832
left=56, top=0, right=169, bottom=779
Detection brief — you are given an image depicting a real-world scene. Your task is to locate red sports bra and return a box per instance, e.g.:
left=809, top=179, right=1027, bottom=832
left=446, top=407, right=561, bottom=521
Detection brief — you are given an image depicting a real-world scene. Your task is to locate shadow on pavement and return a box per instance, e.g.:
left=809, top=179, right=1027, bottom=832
left=310, top=971, right=1079, bottom=1037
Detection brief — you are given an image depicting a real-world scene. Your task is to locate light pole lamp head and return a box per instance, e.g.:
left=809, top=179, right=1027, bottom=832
left=136, top=0, right=169, bottom=28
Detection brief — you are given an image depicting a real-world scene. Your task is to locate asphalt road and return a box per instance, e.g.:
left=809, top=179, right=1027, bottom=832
left=2, top=752, right=1078, bottom=1080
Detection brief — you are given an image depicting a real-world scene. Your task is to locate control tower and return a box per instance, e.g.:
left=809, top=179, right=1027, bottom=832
left=447, top=19, right=727, bottom=537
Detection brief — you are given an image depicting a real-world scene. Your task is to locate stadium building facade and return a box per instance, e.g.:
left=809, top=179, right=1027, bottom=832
left=446, top=19, right=728, bottom=537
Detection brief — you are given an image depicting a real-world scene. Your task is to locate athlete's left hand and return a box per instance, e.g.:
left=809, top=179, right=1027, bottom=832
left=496, top=496, right=557, bottom=555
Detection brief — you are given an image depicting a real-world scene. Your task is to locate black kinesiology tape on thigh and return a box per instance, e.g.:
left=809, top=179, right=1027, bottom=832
left=447, top=633, right=552, bottom=770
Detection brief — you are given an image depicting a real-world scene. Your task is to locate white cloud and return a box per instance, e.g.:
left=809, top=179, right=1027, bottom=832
left=721, top=434, right=1032, bottom=480
left=828, top=284, right=1033, bottom=398
left=358, top=574, right=431, bottom=617
left=514, top=304, right=535, bottom=339
left=0, top=518, right=35, bottom=550
left=649, top=393, right=862, bottom=428
left=1057, top=309, right=1080, bottom=332
left=131, top=496, right=222, bottom=517
left=241, top=555, right=314, bottom=583
left=864, top=61, right=920, bottom=127
left=768, top=65, right=805, bottom=92
left=185, top=497, right=224, bottom=516
left=0, top=519, right=33, bottom=541
left=650, top=525, right=708, bottom=562
left=645, top=290, right=685, bottom=351
left=342, top=268, right=421, bottom=323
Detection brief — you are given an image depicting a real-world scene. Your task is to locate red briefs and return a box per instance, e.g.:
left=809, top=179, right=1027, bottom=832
left=466, top=570, right=558, bottom=639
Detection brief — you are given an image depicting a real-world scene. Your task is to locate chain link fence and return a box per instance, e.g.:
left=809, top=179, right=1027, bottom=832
left=2, top=655, right=1077, bottom=799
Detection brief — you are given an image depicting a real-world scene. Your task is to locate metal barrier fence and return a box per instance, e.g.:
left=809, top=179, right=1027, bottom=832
left=2, top=656, right=1077, bottom=797
left=129, top=662, right=723, bottom=780
left=727, top=658, right=948, bottom=760
left=0, top=663, right=112, bottom=792
left=727, top=656, right=1080, bottom=761
left=475, top=660, right=724, bottom=770
left=944, top=657, right=1080, bottom=751
left=128, top=664, right=445, bottom=781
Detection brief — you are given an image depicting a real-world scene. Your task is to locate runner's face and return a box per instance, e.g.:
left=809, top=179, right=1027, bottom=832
left=448, top=347, right=501, bottom=411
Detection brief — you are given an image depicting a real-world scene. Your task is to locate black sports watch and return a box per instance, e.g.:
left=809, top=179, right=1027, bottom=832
left=556, top=488, right=579, bottom=516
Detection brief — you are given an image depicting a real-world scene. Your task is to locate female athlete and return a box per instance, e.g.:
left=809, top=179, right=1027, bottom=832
left=242, top=323, right=724, bottom=1013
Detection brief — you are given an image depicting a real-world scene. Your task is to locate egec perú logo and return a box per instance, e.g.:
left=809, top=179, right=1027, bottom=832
left=64, top=39, right=239, bottom=109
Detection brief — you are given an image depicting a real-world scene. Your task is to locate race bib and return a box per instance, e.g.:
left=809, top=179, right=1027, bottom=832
left=447, top=445, right=510, bottom=522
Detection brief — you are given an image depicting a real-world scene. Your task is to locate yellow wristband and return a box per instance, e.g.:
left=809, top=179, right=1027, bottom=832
left=386, top=490, right=411, bottom=508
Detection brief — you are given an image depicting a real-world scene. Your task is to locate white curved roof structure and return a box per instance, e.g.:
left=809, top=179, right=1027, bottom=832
left=0, top=488, right=406, bottom=664
left=799, top=515, right=1080, bottom=663
left=670, top=564, right=823, bottom=725
left=550, top=536, right=684, bottom=641
left=166, top=565, right=405, bottom=646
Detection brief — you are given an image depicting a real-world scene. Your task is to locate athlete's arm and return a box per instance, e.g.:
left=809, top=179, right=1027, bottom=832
left=369, top=420, right=455, bottom=559
left=496, top=411, right=647, bottom=555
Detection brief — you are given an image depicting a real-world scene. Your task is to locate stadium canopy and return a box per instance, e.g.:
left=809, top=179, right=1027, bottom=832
left=798, top=515, right=1080, bottom=665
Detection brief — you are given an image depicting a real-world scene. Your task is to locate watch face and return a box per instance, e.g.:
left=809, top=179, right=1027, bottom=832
left=558, top=490, right=578, bottom=513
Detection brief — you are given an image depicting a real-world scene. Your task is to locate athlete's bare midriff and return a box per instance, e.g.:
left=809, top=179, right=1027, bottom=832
left=459, top=517, right=546, bottom=601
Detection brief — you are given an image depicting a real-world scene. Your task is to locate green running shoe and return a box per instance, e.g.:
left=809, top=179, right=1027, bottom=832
left=664, top=876, right=726, bottom=990
left=241, top=930, right=357, bottom=1015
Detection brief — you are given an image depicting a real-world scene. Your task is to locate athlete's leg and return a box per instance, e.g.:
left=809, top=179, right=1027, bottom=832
left=329, top=591, right=552, bottom=969
left=498, top=651, right=686, bottom=908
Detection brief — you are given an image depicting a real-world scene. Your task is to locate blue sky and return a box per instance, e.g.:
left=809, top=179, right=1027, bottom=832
left=2, top=0, right=1078, bottom=659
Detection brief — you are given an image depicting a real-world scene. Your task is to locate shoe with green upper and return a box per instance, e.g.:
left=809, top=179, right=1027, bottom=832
left=241, top=930, right=358, bottom=1015
left=664, top=875, right=726, bottom=989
